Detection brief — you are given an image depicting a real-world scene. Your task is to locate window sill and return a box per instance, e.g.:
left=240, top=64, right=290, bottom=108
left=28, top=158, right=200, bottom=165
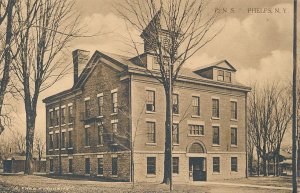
left=61, top=148, right=66, bottom=150
left=61, top=124, right=66, bottom=127
left=146, top=143, right=157, bottom=146
left=231, top=145, right=238, bottom=148
left=173, top=114, right=180, bottom=116
left=55, top=149, right=59, bottom=151
left=84, top=146, right=90, bottom=148
left=97, top=145, right=103, bottom=147
left=112, top=175, right=118, bottom=178
left=97, top=115, right=104, bottom=118
left=68, top=147, right=73, bottom=149
left=231, top=171, right=238, bottom=173
left=212, top=144, right=220, bottom=147
left=49, top=126, right=53, bottom=129
left=146, top=111, right=156, bottom=114
left=230, top=119, right=238, bottom=122
left=50, top=172, right=54, bottom=174
left=84, top=174, right=90, bottom=176
left=172, top=173, right=179, bottom=176
left=211, top=117, right=220, bottom=120
left=97, top=174, right=104, bottom=177
left=146, top=174, right=156, bottom=178
left=173, top=143, right=179, bottom=146
left=68, top=122, right=73, bottom=125
left=67, top=172, right=73, bottom=175
left=55, top=126, right=59, bottom=128
left=110, top=113, right=118, bottom=116
left=188, top=134, right=204, bottom=137
left=191, top=115, right=201, bottom=118
left=49, top=149, right=53, bottom=151
left=212, top=172, right=221, bottom=175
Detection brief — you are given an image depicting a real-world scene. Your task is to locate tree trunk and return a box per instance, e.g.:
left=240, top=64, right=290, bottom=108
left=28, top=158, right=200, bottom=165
left=257, top=151, right=260, bottom=176
left=262, top=146, right=267, bottom=176
left=163, top=87, right=172, bottom=184
left=24, top=111, right=36, bottom=175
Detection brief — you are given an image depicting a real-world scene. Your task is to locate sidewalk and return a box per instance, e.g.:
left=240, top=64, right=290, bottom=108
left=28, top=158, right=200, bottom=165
left=191, top=181, right=292, bottom=191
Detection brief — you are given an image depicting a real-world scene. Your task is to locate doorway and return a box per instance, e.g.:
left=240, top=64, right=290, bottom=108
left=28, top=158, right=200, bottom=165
left=189, top=157, right=206, bottom=181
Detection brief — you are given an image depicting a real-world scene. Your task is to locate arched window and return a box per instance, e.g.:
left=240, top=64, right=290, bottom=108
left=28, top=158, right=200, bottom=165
left=188, top=143, right=205, bottom=153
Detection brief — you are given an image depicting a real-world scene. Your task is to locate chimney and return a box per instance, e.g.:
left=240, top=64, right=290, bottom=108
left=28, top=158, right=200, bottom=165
left=72, top=49, right=90, bottom=85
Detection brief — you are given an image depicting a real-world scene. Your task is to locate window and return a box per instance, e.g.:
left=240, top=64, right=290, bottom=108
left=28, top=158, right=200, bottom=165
left=192, top=96, right=200, bottom=116
left=212, top=99, right=219, bottom=118
left=85, top=127, right=90, bottom=146
left=146, top=90, right=155, bottom=112
left=213, top=157, right=220, bottom=173
left=231, top=127, right=237, bottom=146
left=189, top=125, right=204, bottom=136
left=173, top=94, right=179, bottom=114
left=68, top=159, right=73, bottom=173
left=231, top=101, right=237, bottom=120
left=98, top=95, right=104, bottom=116
left=212, top=126, right=220, bottom=145
left=111, top=92, right=118, bottom=113
left=112, top=123, right=118, bottom=133
left=98, top=158, right=104, bottom=175
left=55, top=133, right=59, bottom=149
left=217, top=70, right=224, bottom=81
left=61, top=108, right=65, bottom=124
left=225, top=71, right=231, bottom=82
left=231, top=157, right=238, bottom=172
left=49, top=159, right=54, bottom=172
left=49, top=111, right=54, bottom=127
left=49, top=134, right=54, bottom=149
left=173, top=157, right=179, bottom=174
left=112, top=157, right=118, bottom=176
left=172, top=124, right=179, bottom=144
left=68, top=131, right=73, bottom=148
left=147, top=157, right=156, bottom=175
left=85, top=100, right=91, bottom=119
left=153, top=57, right=160, bottom=70
left=55, top=109, right=59, bottom=126
left=68, top=105, right=74, bottom=123
left=85, top=158, right=90, bottom=174
left=147, top=122, right=156, bottom=143
left=98, top=124, right=103, bottom=145
left=61, top=132, right=66, bottom=149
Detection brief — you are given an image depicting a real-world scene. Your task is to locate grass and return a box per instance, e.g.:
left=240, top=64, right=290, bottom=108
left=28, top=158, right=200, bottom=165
left=0, top=174, right=296, bottom=193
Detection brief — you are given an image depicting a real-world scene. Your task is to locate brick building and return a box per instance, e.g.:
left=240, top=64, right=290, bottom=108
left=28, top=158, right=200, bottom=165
left=43, top=14, right=251, bottom=182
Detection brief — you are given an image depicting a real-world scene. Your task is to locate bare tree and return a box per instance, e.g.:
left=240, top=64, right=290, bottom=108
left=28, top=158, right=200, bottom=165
left=0, top=0, right=17, bottom=135
left=116, top=0, right=222, bottom=185
left=11, top=130, right=26, bottom=155
left=34, top=133, right=45, bottom=161
left=33, top=133, right=45, bottom=172
left=248, top=83, right=292, bottom=176
left=272, top=87, right=291, bottom=175
left=12, top=0, right=80, bottom=174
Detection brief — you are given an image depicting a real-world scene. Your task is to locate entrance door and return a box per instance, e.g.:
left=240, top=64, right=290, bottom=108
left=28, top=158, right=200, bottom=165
left=189, top=157, right=206, bottom=181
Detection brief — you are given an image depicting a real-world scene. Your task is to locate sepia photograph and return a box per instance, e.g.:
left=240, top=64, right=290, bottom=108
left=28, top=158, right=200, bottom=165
left=0, top=0, right=298, bottom=192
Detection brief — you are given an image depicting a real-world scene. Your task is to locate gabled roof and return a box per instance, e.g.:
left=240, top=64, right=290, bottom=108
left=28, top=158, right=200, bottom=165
left=193, top=59, right=237, bottom=72
left=43, top=51, right=250, bottom=103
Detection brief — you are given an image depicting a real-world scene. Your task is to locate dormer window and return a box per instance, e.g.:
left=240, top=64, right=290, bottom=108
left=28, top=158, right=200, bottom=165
left=217, top=70, right=224, bottom=81
left=217, top=70, right=231, bottom=83
left=225, top=71, right=231, bottom=82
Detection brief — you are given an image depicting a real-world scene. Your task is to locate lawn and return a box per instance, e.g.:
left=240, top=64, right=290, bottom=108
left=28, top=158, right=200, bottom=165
left=0, top=174, right=296, bottom=193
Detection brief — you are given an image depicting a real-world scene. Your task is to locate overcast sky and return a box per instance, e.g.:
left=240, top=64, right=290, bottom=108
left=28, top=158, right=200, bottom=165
left=3, top=0, right=296, bottom=145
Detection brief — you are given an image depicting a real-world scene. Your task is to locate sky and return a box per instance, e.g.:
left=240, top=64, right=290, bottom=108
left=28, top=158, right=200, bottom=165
left=2, top=0, right=297, bottom=146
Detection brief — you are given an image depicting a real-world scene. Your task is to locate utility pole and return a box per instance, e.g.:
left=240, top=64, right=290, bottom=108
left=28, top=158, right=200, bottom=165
left=292, top=0, right=298, bottom=192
